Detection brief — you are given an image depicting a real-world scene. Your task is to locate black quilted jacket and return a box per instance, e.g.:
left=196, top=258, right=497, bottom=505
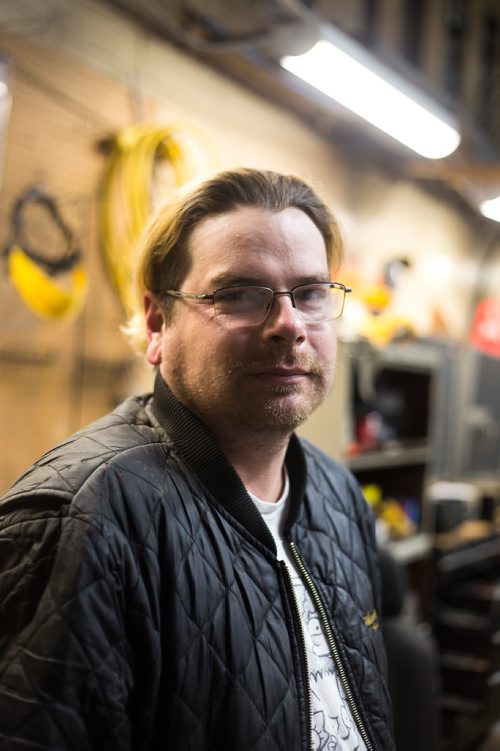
left=0, top=374, right=395, bottom=750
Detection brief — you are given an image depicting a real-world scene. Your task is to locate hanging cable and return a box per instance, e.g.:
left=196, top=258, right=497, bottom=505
left=3, top=187, right=87, bottom=321
left=100, top=121, right=216, bottom=314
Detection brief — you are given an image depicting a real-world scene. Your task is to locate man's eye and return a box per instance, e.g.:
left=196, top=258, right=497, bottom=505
left=218, top=289, right=250, bottom=303
left=297, top=286, right=326, bottom=303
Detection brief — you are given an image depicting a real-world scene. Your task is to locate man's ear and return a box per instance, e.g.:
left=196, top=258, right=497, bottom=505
left=144, top=292, right=165, bottom=366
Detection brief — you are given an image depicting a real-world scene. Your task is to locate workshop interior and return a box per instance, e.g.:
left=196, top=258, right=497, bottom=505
left=0, top=1, right=499, bottom=749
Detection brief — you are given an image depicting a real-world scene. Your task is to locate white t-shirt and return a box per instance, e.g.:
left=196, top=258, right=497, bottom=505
left=249, top=477, right=367, bottom=751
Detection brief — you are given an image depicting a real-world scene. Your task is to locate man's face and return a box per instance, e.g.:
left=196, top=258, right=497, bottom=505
left=146, top=206, right=338, bottom=440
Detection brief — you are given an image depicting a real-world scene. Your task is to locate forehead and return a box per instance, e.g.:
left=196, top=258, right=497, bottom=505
left=186, top=206, right=329, bottom=283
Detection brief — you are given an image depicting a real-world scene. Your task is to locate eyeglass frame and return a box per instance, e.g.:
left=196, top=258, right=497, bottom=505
left=164, top=281, right=352, bottom=325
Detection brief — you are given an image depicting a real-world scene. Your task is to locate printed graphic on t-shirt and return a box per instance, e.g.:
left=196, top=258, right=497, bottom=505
left=292, top=575, right=364, bottom=751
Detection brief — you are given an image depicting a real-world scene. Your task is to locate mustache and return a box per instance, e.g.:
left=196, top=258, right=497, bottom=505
left=229, top=352, right=324, bottom=377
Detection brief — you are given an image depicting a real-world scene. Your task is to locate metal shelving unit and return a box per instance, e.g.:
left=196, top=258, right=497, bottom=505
left=342, top=338, right=457, bottom=538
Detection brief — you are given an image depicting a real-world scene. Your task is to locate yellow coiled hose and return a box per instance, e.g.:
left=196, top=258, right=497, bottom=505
left=100, top=122, right=216, bottom=314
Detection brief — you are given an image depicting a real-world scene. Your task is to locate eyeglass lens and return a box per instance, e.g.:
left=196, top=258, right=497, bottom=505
left=213, top=284, right=345, bottom=324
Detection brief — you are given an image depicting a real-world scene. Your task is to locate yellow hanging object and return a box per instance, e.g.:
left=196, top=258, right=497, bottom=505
left=100, top=122, right=217, bottom=314
left=7, top=244, right=88, bottom=321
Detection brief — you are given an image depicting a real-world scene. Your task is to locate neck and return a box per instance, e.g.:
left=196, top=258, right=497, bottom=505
left=212, top=426, right=291, bottom=503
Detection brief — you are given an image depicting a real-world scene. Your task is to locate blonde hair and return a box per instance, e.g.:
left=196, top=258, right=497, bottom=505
left=124, top=167, right=344, bottom=352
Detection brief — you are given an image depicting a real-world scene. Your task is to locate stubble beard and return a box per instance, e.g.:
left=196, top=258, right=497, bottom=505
left=208, top=352, right=335, bottom=436
left=255, top=379, right=330, bottom=432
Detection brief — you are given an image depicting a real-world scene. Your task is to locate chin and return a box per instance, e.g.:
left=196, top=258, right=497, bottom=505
left=246, top=395, right=320, bottom=432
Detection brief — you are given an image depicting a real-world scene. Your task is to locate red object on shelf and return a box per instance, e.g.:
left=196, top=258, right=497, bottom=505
left=470, top=298, right=500, bottom=357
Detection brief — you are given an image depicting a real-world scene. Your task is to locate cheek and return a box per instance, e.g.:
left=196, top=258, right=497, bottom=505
left=312, top=326, right=338, bottom=362
left=162, top=321, right=220, bottom=378
left=198, top=331, right=242, bottom=372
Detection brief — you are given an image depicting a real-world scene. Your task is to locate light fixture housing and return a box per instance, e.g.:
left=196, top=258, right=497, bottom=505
left=280, top=27, right=461, bottom=160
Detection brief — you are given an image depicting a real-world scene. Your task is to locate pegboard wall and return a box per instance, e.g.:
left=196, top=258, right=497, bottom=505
left=0, top=26, right=157, bottom=489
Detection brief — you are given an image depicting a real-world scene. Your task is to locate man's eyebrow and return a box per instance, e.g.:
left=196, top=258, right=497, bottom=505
left=209, top=273, right=332, bottom=288
left=209, top=273, right=265, bottom=288
left=298, top=274, right=332, bottom=285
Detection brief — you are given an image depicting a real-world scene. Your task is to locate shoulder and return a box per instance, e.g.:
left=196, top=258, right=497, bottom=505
left=0, top=393, right=186, bottom=597
left=0, top=393, right=168, bottom=511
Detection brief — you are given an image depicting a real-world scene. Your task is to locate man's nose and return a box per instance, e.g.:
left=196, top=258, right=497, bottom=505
left=261, top=293, right=307, bottom=342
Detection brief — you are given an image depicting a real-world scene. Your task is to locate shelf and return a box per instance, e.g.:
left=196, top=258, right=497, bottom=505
left=346, top=444, right=431, bottom=471
left=440, top=695, right=483, bottom=715
left=385, top=532, right=433, bottom=564
left=436, top=534, right=500, bottom=576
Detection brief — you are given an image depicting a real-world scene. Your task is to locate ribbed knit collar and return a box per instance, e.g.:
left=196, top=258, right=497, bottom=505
left=151, top=371, right=307, bottom=553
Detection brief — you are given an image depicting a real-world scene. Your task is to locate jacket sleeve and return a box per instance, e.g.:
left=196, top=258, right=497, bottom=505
left=0, top=494, right=157, bottom=751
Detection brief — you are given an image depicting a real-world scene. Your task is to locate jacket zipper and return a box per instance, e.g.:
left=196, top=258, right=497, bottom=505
left=289, top=540, right=374, bottom=751
left=281, top=560, right=313, bottom=750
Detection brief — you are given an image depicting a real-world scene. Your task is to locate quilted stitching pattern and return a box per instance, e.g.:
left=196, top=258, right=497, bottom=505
left=297, top=443, right=393, bottom=749
left=0, top=395, right=394, bottom=750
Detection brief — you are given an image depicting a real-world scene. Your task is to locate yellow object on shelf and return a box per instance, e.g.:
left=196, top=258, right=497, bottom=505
left=362, top=483, right=383, bottom=507
left=379, top=499, right=416, bottom=538
left=358, top=312, right=415, bottom=347
left=362, top=484, right=416, bottom=538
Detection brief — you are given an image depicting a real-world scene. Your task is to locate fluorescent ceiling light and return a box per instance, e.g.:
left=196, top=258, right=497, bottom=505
left=479, top=196, right=500, bottom=222
left=281, top=38, right=461, bottom=159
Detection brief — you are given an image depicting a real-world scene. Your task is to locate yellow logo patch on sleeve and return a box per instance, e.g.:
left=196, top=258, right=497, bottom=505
left=362, top=609, right=380, bottom=631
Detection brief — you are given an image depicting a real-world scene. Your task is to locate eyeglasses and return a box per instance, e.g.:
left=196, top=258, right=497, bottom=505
left=165, top=282, right=351, bottom=326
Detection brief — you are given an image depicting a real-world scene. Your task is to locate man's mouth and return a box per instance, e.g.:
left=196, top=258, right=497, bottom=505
left=250, top=365, right=311, bottom=385
left=261, top=367, right=308, bottom=377
left=232, top=353, right=322, bottom=382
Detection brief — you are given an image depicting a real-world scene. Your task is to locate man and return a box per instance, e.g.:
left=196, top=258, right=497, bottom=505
left=0, top=168, right=394, bottom=750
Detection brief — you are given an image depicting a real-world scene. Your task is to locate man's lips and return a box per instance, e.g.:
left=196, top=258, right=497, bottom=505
left=250, top=366, right=310, bottom=382
left=262, top=365, right=307, bottom=375
left=232, top=355, right=322, bottom=380
left=259, top=367, right=308, bottom=376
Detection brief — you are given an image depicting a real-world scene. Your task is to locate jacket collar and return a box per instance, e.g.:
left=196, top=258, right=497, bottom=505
left=151, top=371, right=307, bottom=552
